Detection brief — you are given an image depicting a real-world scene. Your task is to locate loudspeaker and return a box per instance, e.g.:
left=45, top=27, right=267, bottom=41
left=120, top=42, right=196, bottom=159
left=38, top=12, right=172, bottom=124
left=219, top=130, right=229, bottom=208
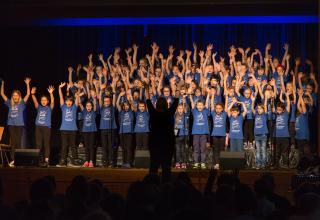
left=220, top=151, right=246, bottom=170
left=14, top=149, right=40, bottom=166
left=134, top=150, right=150, bottom=168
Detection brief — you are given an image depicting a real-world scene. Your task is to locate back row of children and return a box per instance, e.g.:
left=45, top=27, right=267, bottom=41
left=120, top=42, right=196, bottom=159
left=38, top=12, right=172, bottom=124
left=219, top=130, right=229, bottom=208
left=1, top=42, right=317, bottom=169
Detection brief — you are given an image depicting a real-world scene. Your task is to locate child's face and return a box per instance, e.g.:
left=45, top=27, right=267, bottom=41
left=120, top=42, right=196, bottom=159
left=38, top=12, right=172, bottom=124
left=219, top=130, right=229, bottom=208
left=258, top=68, right=264, bottom=75
left=163, top=88, right=170, bottom=97
left=104, top=98, right=111, bottom=107
left=244, top=89, right=251, bottom=98
left=86, top=103, right=93, bottom=111
left=77, top=80, right=84, bottom=88
left=173, top=66, right=179, bottom=74
left=248, top=78, right=254, bottom=86
left=306, top=85, right=313, bottom=94
left=257, top=106, right=264, bottom=114
left=65, top=99, right=73, bottom=107
left=90, top=90, right=97, bottom=98
left=196, top=102, right=204, bottom=111
left=180, top=89, right=186, bottom=96
left=40, top=97, right=49, bottom=106
left=231, top=110, right=239, bottom=118
left=273, top=58, right=279, bottom=67
left=124, top=103, right=130, bottom=111
left=195, top=89, right=201, bottom=97
left=210, top=78, right=218, bottom=86
left=138, top=104, right=145, bottom=112
left=177, top=105, right=184, bottom=114
left=276, top=107, right=284, bottom=114
left=12, top=92, right=20, bottom=103
left=216, top=105, right=223, bottom=114
left=286, top=83, right=293, bottom=93
left=276, top=66, right=284, bottom=74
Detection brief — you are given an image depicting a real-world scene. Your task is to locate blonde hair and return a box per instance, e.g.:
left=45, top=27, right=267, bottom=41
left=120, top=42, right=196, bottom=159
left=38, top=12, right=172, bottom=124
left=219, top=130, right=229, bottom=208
left=10, top=90, right=22, bottom=107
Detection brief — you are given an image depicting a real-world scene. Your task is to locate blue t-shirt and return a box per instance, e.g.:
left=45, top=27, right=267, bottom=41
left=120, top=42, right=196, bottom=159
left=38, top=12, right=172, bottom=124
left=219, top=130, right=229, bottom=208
left=211, top=111, right=227, bottom=137
left=5, top=100, right=26, bottom=126
left=60, top=104, right=78, bottom=131
left=254, top=113, right=268, bottom=136
left=239, top=96, right=253, bottom=119
left=35, top=105, right=51, bottom=128
left=174, top=113, right=189, bottom=136
left=119, top=110, right=134, bottom=134
left=229, top=115, right=244, bottom=139
left=274, top=111, right=289, bottom=137
left=82, top=110, right=97, bottom=132
left=289, top=102, right=297, bottom=123
left=134, top=111, right=150, bottom=133
left=191, top=108, right=210, bottom=135
left=255, top=73, right=267, bottom=82
left=100, top=105, right=117, bottom=129
left=295, top=113, right=309, bottom=140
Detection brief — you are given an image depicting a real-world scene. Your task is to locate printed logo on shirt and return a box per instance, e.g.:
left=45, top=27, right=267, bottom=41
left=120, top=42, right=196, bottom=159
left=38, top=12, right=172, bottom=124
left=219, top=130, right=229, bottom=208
left=276, top=115, right=285, bottom=130
left=10, top=105, right=19, bottom=118
left=196, top=112, right=205, bottom=126
left=122, top=112, right=131, bottom=126
left=231, top=119, right=240, bottom=133
left=137, top=114, right=145, bottom=128
left=295, top=116, right=300, bottom=131
left=65, top=108, right=73, bottom=122
left=214, top=115, right=223, bottom=128
left=255, top=115, right=263, bottom=129
left=84, top=112, right=93, bottom=127
left=38, top=110, right=47, bottom=124
left=103, top=108, right=111, bottom=120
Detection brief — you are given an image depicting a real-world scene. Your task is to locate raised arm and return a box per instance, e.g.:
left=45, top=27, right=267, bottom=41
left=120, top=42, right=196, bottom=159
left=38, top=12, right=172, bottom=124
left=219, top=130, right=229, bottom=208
left=210, top=93, right=215, bottom=111
left=59, top=82, right=66, bottom=106
left=285, top=92, right=290, bottom=112
left=240, top=102, right=247, bottom=117
left=23, top=77, right=31, bottom=103
left=132, top=44, right=139, bottom=67
left=31, top=87, right=39, bottom=109
left=193, top=42, right=198, bottom=64
left=0, top=80, right=8, bottom=102
left=310, top=72, right=318, bottom=93
left=68, top=67, right=74, bottom=84
left=47, top=85, right=55, bottom=109
left=205, top=92, right=210, bottom=109
left=116, top=91, right=125, bottom=112
left=281, top=44, right=289, bottom=67
left=189, top=94, right=195, bottom=109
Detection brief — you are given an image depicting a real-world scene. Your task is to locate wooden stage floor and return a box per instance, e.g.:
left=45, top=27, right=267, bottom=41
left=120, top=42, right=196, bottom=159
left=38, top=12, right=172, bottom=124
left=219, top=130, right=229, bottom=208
left=0, top=167, right=297, bottom=205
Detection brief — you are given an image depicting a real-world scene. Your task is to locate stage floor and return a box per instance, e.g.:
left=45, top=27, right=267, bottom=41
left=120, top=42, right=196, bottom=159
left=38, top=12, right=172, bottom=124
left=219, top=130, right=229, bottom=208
left=0, top=167, right=296, bottom=205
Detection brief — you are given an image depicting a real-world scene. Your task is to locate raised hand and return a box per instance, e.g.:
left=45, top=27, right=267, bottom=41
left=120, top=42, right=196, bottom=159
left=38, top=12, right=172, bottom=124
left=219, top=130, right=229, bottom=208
left=125, top=48, right=132, bottom=55
left=283, top=43, right=289, bottom=51
left=193, top=42, right=197, bottom=50
left=98, top=54, right=104, bottom=61
left=238, top=47, right=244, bottom=54
left=199, top=50, right=204, bottom=57
left=158, top=53, right=164, bottom=59
left=168, top=45, right=175, bottom=54
left=59, top=82, right=66, bottom=88
left=245, top=47, right=251, bottom=54
left=88, top=54, right=93, bottom=60
left=24, top=77, right=31, bottom=84
left=132, top=44, right=139, bottom=51
left=31, top=87, right=37, bottom=95
left=68, top=66, right=74, bottom=72
left=47, top=85, right=55, bottom=94
left=305, top=59, right=313, bottom=66
left=266, top=43, right=271, bottom=50
left=119, top=91, right=126, bottom=97
left=114, top=47, right=121, bottom=54
left=295, top=57, right=301, bottom=66
left=207, top=43, right=213, bottom=51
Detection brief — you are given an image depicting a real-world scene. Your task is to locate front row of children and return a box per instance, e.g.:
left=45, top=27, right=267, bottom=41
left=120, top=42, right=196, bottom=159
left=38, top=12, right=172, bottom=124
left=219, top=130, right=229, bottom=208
left=1, top=79, right=309, bottom=169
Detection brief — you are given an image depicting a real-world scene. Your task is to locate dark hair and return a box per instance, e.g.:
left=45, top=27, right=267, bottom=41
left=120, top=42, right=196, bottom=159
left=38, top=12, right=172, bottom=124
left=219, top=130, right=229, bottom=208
left=276, top=102, right=285, bottom=109
left=156, top=97, right=168, bottom=112
left=215, top=102, right=224, bottom=108
left=65, top=95, right=74, bottom=102
left=231, top=106, right=239, bottom=112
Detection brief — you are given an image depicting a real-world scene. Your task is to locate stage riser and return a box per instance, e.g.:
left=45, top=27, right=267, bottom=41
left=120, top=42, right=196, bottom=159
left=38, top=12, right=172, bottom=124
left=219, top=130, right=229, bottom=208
left=0, top=168, right=295, bottom=206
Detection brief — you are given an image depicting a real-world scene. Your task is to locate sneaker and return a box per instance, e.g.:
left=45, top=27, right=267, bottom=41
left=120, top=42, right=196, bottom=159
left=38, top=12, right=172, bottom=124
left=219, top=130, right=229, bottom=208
left=193, top=163, right=199, bottom=169
left=175, top=163, right=181, bottom=169
left=9, top=160, right=15, bottom=168
left=122, top=163, right=131, bottom=169
left=181, top=163, right=187, bottom=169
left=200, top=163, right=206, bottom=169
left=213, top=164, right=220, bottom=170
left=88, top=162, right=94, bottom=168
left=40, top=161, right=49, bottom=168
left=82, top=161, right=89, bottom=167
left=56, top=161, right=67, bottom=167
left=68, top=161, right=81, bottom=168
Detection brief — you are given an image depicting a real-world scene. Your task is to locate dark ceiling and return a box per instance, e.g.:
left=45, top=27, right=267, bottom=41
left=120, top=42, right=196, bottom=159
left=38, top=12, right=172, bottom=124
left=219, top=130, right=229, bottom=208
left=1, top=0, right=318, bottom=26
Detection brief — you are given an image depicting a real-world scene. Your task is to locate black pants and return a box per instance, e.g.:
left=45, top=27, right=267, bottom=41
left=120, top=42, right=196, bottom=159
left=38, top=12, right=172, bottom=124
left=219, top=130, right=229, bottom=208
left=175, top=136, right=187, bottom=163
left=149, top=146, right=173, bottom=183
left=8, top=125, right=23, bottom=160
left=243, top=119, right=254, bottom=143
left=135, top=133, right=149, bottom=150
left=267, top=120, right=274, bottom=145
left=76, top=120, right=84, bottom=146
left=275, top=137, right=289, bottom=167
left=296, top=139, right=308, bottom=158
left=60, top=131, right=77, bottom=162
left=289, top=122, right=296, bottom=147
left=101, top=129, right=117, bottom=165
left=211, top=136, right=226, bottom=165
left=83, top=132, right=96, bottom=162
left=120, top=133, right=133, bottom=165
left=35, top=126, right=51, bottom=159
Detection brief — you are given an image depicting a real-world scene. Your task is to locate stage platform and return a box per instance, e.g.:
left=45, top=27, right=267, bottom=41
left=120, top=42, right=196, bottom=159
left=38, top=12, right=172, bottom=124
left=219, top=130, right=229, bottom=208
left=0, top=167, right=296, bottom=205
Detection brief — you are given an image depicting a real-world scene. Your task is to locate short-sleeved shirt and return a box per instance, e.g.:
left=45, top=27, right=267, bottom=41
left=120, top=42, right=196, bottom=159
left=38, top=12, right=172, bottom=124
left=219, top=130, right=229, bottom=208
left=191, top=108, right=210, bottom=135
left=5, top=100, right=26, bottom=126
left=35, top=105, right=51, bottom=128
left=60, top=104, right=78, bottom=131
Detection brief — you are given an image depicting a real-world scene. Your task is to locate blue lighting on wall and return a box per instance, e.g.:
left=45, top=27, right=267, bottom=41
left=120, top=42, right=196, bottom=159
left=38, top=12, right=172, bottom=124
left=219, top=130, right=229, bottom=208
left=35, top=16, right=318, bottom=26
